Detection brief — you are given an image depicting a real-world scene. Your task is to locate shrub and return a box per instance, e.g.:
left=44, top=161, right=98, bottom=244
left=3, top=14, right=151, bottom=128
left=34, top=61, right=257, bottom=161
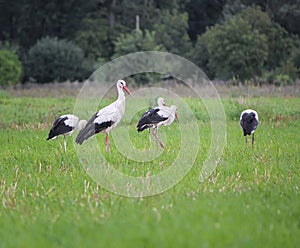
left=25, top=37, right=87, bottom=83
left=0, top=50, right=23, bottom=86
left=259, top=60, right=298, bottom=85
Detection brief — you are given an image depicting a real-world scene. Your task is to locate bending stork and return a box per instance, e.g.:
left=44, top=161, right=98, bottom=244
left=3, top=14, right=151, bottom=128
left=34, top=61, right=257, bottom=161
left=240, top=109, right=259, bottom=148
left=47, top=114, right=87, bottom=151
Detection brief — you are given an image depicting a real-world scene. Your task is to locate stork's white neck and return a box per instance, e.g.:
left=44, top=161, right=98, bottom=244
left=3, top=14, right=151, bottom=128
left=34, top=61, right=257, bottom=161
left=117, top=86, right=125, bottom=102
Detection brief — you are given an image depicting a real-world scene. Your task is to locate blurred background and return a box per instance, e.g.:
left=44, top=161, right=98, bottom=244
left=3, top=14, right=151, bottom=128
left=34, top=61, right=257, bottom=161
left=0, top=0, right=299, bottom=86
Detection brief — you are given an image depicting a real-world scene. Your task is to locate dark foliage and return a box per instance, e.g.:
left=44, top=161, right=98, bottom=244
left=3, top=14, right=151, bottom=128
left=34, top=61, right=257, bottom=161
left=24, top=37, right=87, bottom=83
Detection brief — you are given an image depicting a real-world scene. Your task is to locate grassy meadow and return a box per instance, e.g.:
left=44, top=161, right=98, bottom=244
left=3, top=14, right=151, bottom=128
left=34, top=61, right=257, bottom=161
left=0, top=88, right=300, bottom=247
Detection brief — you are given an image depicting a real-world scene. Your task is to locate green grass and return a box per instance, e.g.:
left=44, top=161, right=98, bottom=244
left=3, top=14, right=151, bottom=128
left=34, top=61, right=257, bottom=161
left=0, top=94, right=300, bottom=247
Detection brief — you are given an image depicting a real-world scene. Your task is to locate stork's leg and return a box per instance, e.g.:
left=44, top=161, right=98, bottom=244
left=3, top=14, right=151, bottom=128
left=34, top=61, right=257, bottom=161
left=148, top=128, right=152, bottom=145
left=252, top=133, right=255, bottom=148
left=152, top=128, right=159, bottom=148
left=152, top=127, right=165, bottom=148
left=63, top=135, right=67, bottom=152
left=57, top=137, right=62, bottom=150
left=245, top=136, right=248, bottom=148
left=105, top=132, right=110, bottom=152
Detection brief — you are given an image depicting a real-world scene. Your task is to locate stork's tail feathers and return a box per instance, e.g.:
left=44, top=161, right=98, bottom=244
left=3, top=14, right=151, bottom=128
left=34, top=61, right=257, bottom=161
left=137, top=124, right=151, bottom=132
left=75, top=121, right=114, bottom=144
left=75, top=126, right=95, bottom=145
left=46, top=130, right=56, bottom=140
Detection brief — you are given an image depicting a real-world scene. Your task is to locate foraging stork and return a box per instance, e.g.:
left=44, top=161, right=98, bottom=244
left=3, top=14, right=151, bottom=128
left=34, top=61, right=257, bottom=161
left=47, top=114, right=87, bottom=151
left=75, top=80, right=131, bottom=152
left=137, top=104, right=179, bottom=148
left=240, top=109, right=259, bottom=148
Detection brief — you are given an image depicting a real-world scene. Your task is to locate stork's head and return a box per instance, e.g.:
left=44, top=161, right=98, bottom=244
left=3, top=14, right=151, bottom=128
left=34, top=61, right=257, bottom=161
left=170, top=105, right=179, bottom=123
left=157, top=97, right=166, bottom=106
left=78, top=120, right=87, bottom=131
left=117, top=80, right=132, bottom=95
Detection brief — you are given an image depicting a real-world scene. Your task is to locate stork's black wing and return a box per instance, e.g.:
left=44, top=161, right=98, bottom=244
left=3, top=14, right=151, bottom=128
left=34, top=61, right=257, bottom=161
left=47, top=116, right=72, bottom=140
left=137, top=108, right=168, bottom=132
left=240, top=113, right=258, bottom=136
left=75, top=112, right=115, bottom=145
left=75, top=113, right=98, bottom=145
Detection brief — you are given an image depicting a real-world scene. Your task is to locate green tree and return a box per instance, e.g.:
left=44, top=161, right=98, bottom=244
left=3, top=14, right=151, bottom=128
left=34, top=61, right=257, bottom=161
left=201, top=17, right=268, bottom=81
left=188, top=36, right=214, bottom=78
left=0, top=0, right=97, bottom=49
left=184, top=0, right=226, bottom=41
left=153, top=9, right=192, bottom=57
left=236, top=7, right=293, bottom=70
left=115, top=0, right=181, bottom=32
left=222, top=0, right=246, bottom=20
left=266, top=0, right=300, bottom=35
left=0, top=50, right=23, bottom=86
left=74, top=15, right=113, bottom=60
left=292, top=48, right=300, bottom=69
left=113, top=29, right=165, bottom=57
left=112, top=29, right=165, bottom=85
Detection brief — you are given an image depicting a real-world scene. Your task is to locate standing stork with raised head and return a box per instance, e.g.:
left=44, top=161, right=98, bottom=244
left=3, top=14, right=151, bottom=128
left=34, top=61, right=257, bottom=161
left=240, top=109, right=259, bottom=148
left=137, top=103, right=179, bottom=148
left=47, top=114, right=87, bottom=151
left=75, top=80, right=131, bottom=152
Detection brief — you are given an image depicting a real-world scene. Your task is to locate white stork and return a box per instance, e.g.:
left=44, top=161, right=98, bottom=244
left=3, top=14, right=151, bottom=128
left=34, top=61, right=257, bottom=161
left=157, top=97, right=166, bottom=107
left=75, top=80, right=131, bottom=152
left=142, top=97, right=167, bottom=143
left=240, top=109, right=259, bottom=148
left=137, top=103, right=179, bottom=148
left=47, top=114, right=87, bottom=151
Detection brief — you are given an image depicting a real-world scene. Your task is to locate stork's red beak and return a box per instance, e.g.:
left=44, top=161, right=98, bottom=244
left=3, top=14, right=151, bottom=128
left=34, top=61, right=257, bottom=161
left=175, top=112, right=179, bottom=123
left=123, top=86, right=132, bottom=95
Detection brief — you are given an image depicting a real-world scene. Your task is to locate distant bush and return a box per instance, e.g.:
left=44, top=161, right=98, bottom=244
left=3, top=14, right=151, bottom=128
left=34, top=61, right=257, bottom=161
left=259, top=61, right=298, bottom=86
left=0, top=50, right=23, bottom=86
left=0, top=89, right=10, bottom=98
left=25, top=37, right=87, bottom=83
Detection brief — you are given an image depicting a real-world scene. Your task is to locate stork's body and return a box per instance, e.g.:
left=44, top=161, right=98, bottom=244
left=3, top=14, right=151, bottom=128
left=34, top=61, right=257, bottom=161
left=137, top=104, right=178, bottom=148
left=47, top=114, right=87, bottom=151
left=75, top=80, right=131, bottom=152
left=240, top=109, right=259, bottom=148
left=140, top=97, right=167, bottom=137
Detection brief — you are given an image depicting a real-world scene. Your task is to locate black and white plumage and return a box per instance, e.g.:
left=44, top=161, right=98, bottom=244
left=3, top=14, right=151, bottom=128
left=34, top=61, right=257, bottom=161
left=240, top=109, right=259, bottom=148
left=47, top=114, right=87, bottom=151
left=75, top=80, right=131, bottom=152
left=137, top=104, right=178, bottom=148
left=138, top=97, right=168, bottom=132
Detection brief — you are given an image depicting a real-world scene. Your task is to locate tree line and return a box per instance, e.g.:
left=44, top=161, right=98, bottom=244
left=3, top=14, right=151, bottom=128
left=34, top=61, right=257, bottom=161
left=0, top=0, right=299, bottom=85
